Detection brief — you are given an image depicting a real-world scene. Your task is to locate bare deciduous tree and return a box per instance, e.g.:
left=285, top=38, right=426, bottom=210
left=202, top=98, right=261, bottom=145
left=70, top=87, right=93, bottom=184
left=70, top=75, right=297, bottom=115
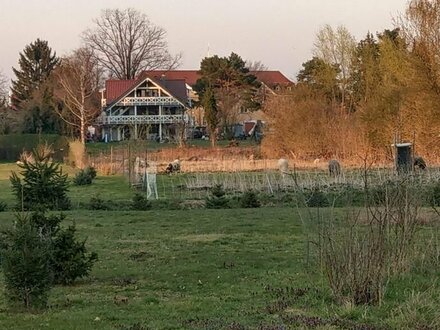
left=314, top=25, right=356, bottom=110
left=0, top=70, right=10, bottom=134
left=83, top=8, right=181, bottom=79
left=53, top=48, right=102, bottom=144
left=0, top=70, right=7, bottom=106
left=246, top=60, right=269, bottom=72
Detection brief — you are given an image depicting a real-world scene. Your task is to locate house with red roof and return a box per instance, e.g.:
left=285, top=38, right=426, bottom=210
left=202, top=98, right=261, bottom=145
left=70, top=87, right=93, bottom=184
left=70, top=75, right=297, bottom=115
left=97, top=70, right=292, bottom=141
left=97, top=72, right=191, bottom=141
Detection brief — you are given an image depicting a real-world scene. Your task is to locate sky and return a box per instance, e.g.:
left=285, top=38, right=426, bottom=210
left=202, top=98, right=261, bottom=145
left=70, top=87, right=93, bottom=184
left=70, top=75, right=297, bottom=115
left=0, top=0, right=408, bottom=84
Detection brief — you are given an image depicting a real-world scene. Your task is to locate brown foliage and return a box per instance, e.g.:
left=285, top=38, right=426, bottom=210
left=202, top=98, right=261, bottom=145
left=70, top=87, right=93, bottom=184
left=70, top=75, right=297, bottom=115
left=261, top=86, right=367, bottom=160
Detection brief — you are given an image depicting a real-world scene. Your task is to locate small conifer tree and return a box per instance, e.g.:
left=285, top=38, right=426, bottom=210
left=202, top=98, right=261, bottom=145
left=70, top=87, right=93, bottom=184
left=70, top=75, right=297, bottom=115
left=29, top=211, right=97, bottom=285
left=0, top=213, right=53, bottom=309
left=240, top=190, right=261, bottom=208
left=10, top=146, right=70, bottom=210
left=206, top=184, right=230, bottom=209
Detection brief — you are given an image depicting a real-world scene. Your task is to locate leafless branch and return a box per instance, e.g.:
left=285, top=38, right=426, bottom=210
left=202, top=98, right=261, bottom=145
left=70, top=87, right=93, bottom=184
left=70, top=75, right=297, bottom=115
left=53, top=47, right=103, bottom=144
left=82, top=8, right=181, bottom=79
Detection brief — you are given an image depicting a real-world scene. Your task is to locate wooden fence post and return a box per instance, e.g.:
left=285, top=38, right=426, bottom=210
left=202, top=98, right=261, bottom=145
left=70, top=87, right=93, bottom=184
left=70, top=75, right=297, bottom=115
left=110, top=146, right=113, bottom=175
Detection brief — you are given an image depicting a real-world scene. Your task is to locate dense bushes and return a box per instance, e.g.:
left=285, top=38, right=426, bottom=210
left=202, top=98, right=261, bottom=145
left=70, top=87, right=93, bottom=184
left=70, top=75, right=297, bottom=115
left=240, top=190, right=261, bottom=208
left=0, top=134, right=68, bottom=162
left=0, top=201, right=6, bottom=212
left=132, top=193, right=151, bottom=210
left=88, top=195, right=109, bottom=210
left=73, top=166, right=97, bottom=186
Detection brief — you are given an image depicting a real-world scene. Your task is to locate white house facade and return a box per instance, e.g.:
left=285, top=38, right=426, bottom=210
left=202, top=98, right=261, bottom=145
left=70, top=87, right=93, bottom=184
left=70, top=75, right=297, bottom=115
left=97, top=72, right=191, bottom=141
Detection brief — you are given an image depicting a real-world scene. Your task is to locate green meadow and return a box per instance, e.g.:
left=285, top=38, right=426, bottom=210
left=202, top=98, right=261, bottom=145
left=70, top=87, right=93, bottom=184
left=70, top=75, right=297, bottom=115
left=0, top=163, right=439, bottom=329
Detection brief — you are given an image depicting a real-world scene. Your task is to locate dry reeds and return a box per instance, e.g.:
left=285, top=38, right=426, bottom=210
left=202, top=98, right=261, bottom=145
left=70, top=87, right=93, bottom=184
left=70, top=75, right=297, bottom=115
left=68, top=140, right=86, bottom=169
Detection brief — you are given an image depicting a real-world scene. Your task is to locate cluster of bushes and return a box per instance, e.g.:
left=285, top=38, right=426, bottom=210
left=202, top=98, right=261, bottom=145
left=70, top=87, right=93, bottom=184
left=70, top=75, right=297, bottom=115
left=73, top=166, right=97, bottom=186
left=2, top=148, right=97, bottom=310
left=80, top=187, right=262, bottom=212
left=0, top=134, right=69, bottom=162
left=206, top=185, right=261, bottom=209
left=87, top=193, right=152, bottom=211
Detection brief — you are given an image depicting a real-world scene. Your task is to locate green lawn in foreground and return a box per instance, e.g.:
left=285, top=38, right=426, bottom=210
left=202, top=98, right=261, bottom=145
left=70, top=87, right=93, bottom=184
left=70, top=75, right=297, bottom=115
left=0, top=209, right=438, bottom=329
left=0, top=163, right=439, bottom=329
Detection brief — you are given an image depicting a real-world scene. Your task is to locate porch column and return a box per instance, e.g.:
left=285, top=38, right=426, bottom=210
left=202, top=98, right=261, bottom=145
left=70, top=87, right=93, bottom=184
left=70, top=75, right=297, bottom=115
left=134, top=105, right=138, bottom=139
left=159, top=105, right=162, bottom=141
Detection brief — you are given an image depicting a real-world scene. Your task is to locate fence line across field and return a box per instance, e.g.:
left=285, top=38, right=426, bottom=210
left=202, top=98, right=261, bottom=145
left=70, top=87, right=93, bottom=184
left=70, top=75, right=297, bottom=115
left=85, top=146, right=440, bottom=201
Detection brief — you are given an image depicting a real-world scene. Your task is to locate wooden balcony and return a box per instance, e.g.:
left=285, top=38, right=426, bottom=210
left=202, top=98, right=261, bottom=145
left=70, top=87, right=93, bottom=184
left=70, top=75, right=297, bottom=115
left=116, top=96, right=181, bottom=106
left=97, top=114, right=185, bottom=125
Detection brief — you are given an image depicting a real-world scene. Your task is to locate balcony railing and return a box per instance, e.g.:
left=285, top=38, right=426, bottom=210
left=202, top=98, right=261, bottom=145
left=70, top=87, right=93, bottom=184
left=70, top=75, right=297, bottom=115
left=116, top=96, right=181, bottom=106
left=97, top=114, right=185, bottom=125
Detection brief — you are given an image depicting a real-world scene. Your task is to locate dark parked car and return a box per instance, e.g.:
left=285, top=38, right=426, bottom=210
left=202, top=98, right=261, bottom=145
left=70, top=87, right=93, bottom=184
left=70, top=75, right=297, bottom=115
left=192, top=130, right=203, bottom=139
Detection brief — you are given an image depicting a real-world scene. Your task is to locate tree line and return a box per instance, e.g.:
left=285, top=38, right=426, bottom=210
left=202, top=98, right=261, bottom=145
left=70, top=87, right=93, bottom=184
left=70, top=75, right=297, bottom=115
left=0, top=8, right=181, bottom=144
left=262, top=0, right=440, bottom=162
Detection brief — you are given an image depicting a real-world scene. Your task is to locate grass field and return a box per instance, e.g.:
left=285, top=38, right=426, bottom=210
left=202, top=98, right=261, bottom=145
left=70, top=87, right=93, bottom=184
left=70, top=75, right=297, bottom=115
left=0, top=208, right=438, bottom=329
left=0, top=162, right=439, bottom=329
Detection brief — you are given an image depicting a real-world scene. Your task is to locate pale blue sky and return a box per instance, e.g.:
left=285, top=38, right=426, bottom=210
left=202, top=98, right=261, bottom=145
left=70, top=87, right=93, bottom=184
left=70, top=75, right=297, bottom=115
left=0, top=0, right=408, bottom=83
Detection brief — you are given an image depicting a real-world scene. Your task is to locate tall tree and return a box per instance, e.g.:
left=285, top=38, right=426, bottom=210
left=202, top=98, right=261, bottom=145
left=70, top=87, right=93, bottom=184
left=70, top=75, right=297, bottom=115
left=314, top=25, right=356, bottom=111
left=194, top=53, right=260, bottom=137
left=53, top=47, right=102, bottom=144
left=11, top=39, right=59, bottom=109
left=400, top=0, right=440, bottom=95
left=21, top=86, right=63, bottom=135
left=202, top=87, right=219, bottom=147
left=297, top=56, right=340, bottom=103
left=350, top=33, right=381, bottom=106
left=83, top=8, right=181, bottom=79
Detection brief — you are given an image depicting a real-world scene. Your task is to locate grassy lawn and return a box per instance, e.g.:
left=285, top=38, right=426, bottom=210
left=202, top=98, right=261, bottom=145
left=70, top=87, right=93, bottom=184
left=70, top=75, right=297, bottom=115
left=0, top=162, right=439, bottom=329
left=0, top=208, right=308, bottom=329
left=0, top=209, right=437, bottom=329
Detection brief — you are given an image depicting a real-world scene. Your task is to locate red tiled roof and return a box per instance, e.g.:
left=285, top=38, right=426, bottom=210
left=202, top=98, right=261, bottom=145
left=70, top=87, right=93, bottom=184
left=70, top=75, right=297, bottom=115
left=142, top=70, right=293, bottom=87
left=105, top=79, right=135, bottom=103
left=104, top=70, right=293, bottom=104
left=105, top=73, right=188, bottom=108
left=143, top=70, right=200, bottom=86
left=251, top=71, right=292, bottom=87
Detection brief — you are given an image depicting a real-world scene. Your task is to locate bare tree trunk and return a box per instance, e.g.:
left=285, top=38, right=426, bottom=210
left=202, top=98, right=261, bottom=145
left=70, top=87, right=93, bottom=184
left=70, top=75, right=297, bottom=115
left=211, top=131, right=217, bottom=147
left=80, top=116, right=86, bottom=145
